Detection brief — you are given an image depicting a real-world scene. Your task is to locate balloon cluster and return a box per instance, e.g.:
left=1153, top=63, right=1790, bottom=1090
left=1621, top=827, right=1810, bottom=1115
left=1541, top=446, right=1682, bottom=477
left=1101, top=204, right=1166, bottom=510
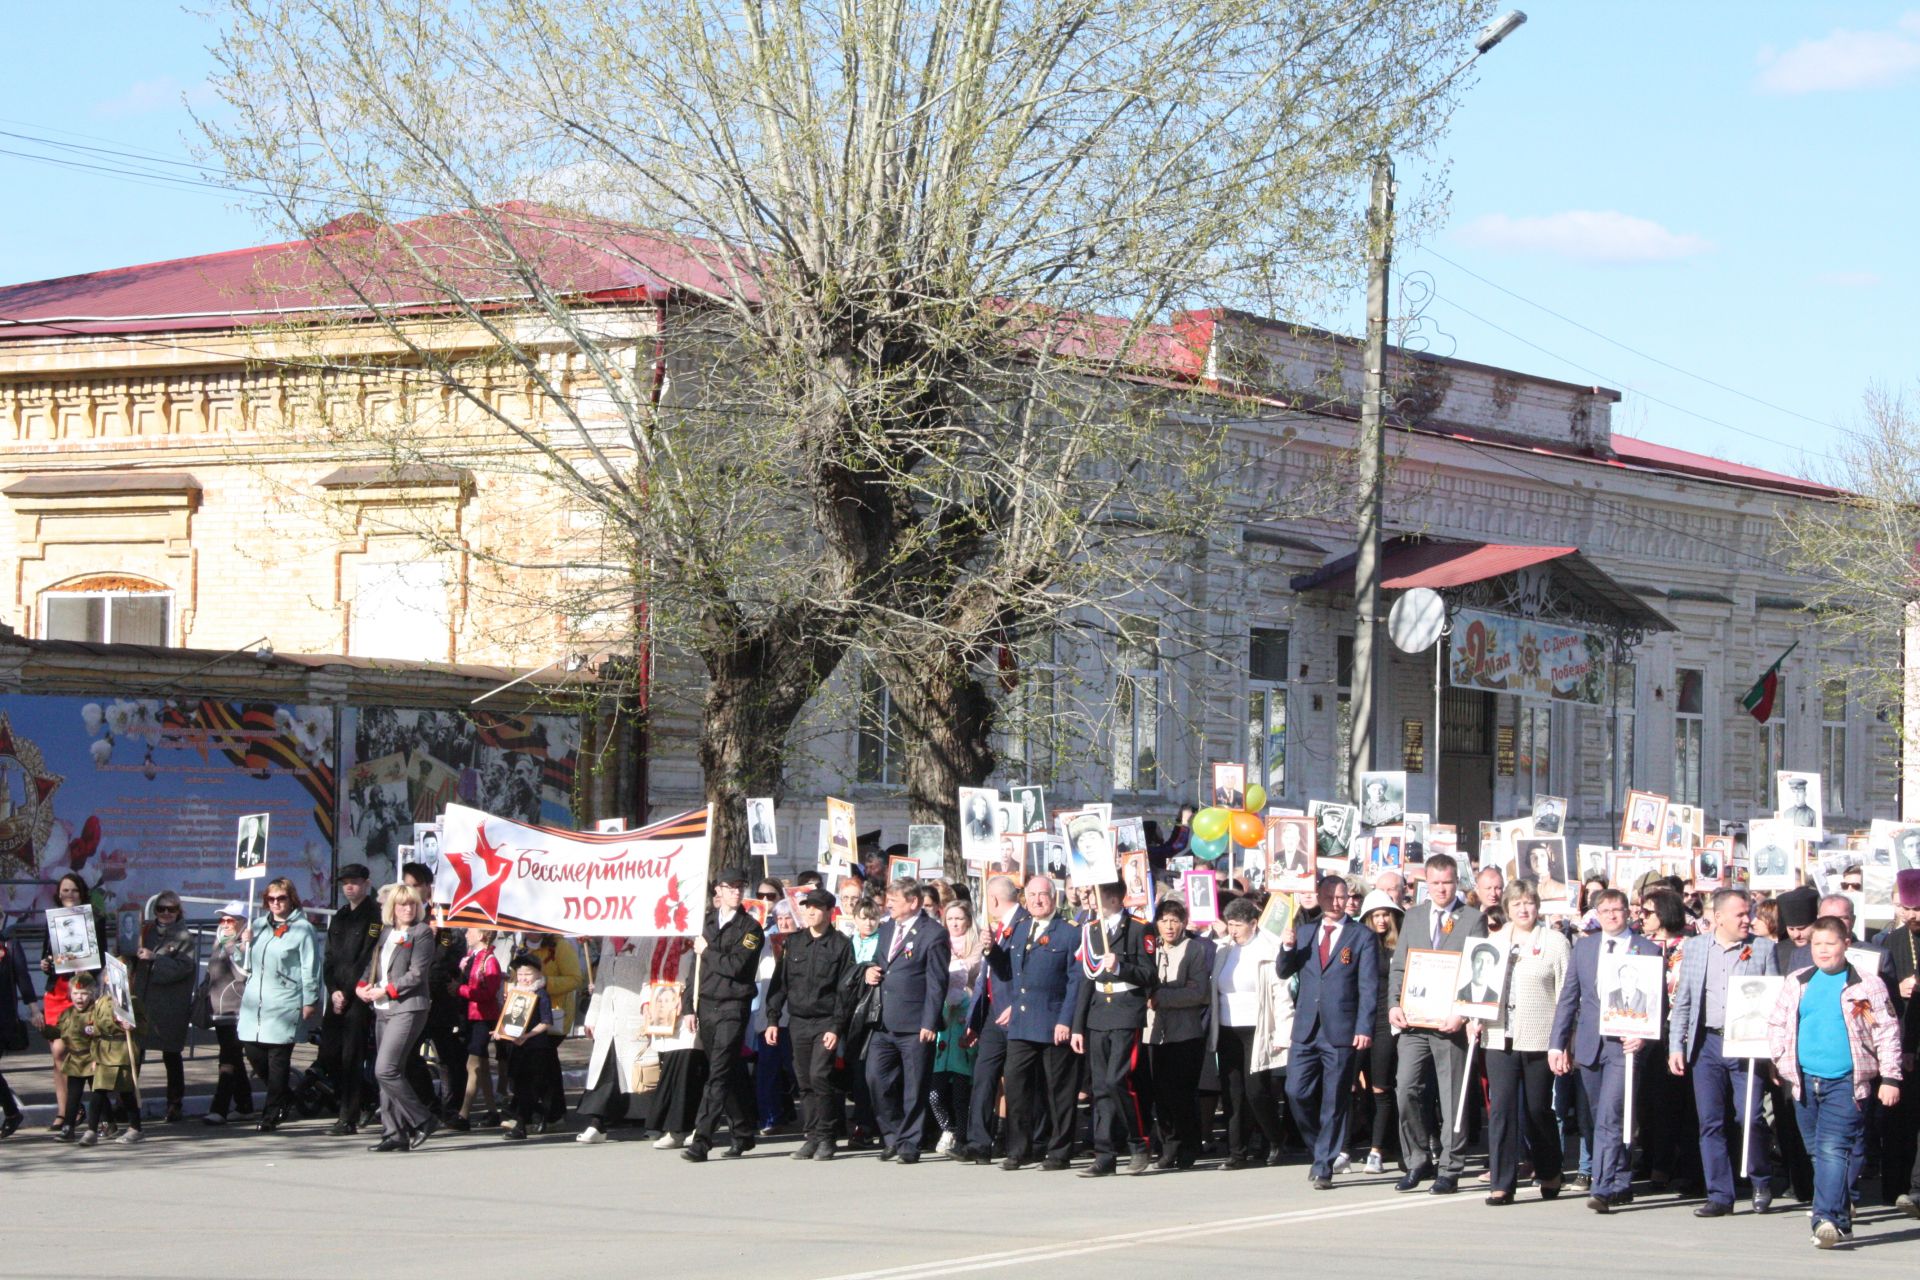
left=1189, top=785, right=1266, bottom=862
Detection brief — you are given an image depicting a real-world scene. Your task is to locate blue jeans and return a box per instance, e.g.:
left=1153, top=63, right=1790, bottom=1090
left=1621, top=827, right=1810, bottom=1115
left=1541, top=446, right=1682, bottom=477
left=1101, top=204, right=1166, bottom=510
left=1691, top=1033, right=1771, bottom=1205
left=1794, top=1073, right=1865, bottom=1234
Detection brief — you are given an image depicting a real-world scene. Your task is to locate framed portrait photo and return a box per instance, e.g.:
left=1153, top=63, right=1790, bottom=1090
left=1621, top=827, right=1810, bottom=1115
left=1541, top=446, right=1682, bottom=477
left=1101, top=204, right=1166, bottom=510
left=1182, top=869, right=1219, bottom=929
left=1120, top=850, right=1153, bottom=921
left=908, top=823, right=945, bottom=870
left=1697, top=835, right=1732, bottom=890
left=1257, top=891, right=1296, bottom=944
left=1009, top=784, right=1048, bottom=835
left=1266, top=815, right=1316, bottom=893
left=1399, top=949, right=1463, bottom=1030
left=1028, top=833, right=1068, bottom=882
left=1775, top=770, right=1823, bottom=839
left=1309, top=800, right=1358, bottom=872
left=958, top=786, right=1001, bottom=865
left=234, top=811, right=270, bottom=881
left=1721, top=975, right=1782, bottom=1059
left=1211, top=762, right=1246, bottom=811
left=1596, top=952, right=1663, bottom=1040
left=1746, top=817, right=1802, bottom=892
left=497, top=988, right=539, bottom=1040
left=45, top=904, right=100, bottom=974
left=101, top=953, right=137, bottom=1029
left=746, top=797, right=779, bottom=862
left=1513, top=835, right=1571, bottom=906
left=642, top=981, right=685, bottom=1037
left=1620, top=790, right=1667, bottom=852
left=887, top=854, right=918, bottom=884
left=1061, top=810, right=1117, bottom=887
left=593, top=817, right=628, bottom=833
left=1452, top=938, right=1510, bottom=1022
left=824, top=796, right=857, bottom=866
left=1356, top=770, right=1407, bottom=829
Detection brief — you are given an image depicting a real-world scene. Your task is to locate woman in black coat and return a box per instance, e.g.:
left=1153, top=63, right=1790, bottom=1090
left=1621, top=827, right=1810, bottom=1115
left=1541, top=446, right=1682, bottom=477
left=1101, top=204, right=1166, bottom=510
left=1144, top=898, right=1212, bottom=1169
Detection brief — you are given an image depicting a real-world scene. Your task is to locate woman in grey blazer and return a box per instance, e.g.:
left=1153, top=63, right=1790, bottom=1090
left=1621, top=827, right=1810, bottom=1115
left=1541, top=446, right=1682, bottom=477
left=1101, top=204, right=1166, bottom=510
left=357, top=884, right=436, bottom=1151
left=1473, top=878, right=1569, bottom=1204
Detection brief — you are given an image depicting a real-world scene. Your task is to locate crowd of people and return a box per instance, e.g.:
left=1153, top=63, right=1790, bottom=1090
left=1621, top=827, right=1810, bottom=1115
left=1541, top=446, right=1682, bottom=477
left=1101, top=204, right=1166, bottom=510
left=2, top=841, right=1918, bottom=1253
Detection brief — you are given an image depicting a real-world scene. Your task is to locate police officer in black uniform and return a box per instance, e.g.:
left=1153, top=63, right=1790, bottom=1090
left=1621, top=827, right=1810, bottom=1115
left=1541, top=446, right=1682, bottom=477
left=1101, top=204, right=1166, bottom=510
left=1072, top=881, right=1157, bottom=1176
left=765, top=887, right=855, bottom=1160
left=683, top=867, right=765, bottom=1162
left=321, top=864, right=380, bottom=1135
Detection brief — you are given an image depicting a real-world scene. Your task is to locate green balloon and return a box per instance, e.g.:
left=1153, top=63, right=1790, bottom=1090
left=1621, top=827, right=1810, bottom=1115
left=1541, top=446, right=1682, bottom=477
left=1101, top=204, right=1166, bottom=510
left=1192, top=806, right=1230, bottom=842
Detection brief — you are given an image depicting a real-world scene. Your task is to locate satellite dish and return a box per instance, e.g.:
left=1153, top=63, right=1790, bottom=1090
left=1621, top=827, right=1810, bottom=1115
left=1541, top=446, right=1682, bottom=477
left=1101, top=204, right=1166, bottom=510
left=1388, top=587, right=1446, bottom=653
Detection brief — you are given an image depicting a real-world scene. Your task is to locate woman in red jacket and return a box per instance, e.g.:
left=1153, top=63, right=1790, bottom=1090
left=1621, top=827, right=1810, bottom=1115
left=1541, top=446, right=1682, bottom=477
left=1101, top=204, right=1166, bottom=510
left=455, top=928, right=504, bottom=1126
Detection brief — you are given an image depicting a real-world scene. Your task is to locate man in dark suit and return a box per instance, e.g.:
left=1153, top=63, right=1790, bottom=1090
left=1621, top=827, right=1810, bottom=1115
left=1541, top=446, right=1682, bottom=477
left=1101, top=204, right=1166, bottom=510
left=989, top=875, right=1084, bottom=1171
left=1280, top=874, right=1379, bottom=1189
left=961, top=874, right=1025, bottom=1163
left=684, top=867, right=767, bottom=1162
left=1386, top=854, right=1483, bottom=1193
left=862, top=879, right=950, bottom=1164
left=1550, top=887, right=1658, bottom=1212
left=320, top=864, right=380, bottom=1136
left=1071, top=882, right=1156, bottom=1177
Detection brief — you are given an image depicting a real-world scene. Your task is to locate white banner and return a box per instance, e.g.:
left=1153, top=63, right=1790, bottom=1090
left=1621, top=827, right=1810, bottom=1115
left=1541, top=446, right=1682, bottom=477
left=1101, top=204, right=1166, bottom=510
left=438, top=803, right=711, bottom=937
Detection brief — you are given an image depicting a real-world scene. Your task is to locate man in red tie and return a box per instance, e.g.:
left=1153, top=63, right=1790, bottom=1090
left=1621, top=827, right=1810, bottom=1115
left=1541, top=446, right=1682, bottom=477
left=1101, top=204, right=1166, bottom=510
left=1279, top=875, right=1379, bottom=1188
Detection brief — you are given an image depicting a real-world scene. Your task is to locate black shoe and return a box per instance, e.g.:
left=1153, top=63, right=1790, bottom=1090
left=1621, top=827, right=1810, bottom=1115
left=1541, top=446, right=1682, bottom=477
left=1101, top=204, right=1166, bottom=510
left=1222, top=1155, right=1248, bottom=1170
left=257, top=1109, right=281, bottom=1134
left=878, top=1146, right=898, bottom=1162
left=327, top=1120, right=356, bottom=1137
left=812, top=1143, right=837, bottom=1162
left=1396, top=1166, right=1432, bottom=1192
left=1430, top=1176, right=1459, bottom=1195
left=1001, top=1157, right=1026, bottom=1171
left=1079, top=1160, right=1116, bottom=1178
left=1587, top=1195, right=1611, bottom=1214
left=679, top=1141, right=708, bottom=1162
left=1312, top=1176, right=1334, bottom=1190
left=897, top=1150, right=920, bottom=1165
left=1266, top=1149, right=1287, bottom=1167
left=1568, top=1173, right=1593, bottom=1191
left=503, top=1127, right=529, bottom=1142
left=794, top=1140, right=820, bottom=1160
left=1752, top=1193, right=1772, bottom=1215
left=163, top=1106, right=183, bottom=1124
left=1041, top=1155, right=1070, bottom=1171
left=442, top=1114, right=471, bottom=1133
left=368, top=1135, right=405, bottom=1152
left=1694, top=1201, right=1733, bottom=1218
left=0, top=1113, right=22, bottom=1139
left=408, top=1116, right=438, bottom=1151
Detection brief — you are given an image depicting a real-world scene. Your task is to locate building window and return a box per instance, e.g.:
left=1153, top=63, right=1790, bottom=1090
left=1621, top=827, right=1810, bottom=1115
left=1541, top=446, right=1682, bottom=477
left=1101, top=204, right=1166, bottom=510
left=1516, top=703, right=1552, bottom=805
left=349, top=559, right=450, bottom=661
left=1246, top=628, right=1288, bottom=798
left=1604, top=661, right=1637, bottom=818
left=855, top=664, right=905, bottom=786
left=998, top=639, right=1060, bottom=787
left=1822, top=677, right=1847, bottom=815
left=1673, top=666, right=1704, bottom=806
left=1111, top=616, right=1161, bottom=793
left=41, top=580, right=171, bottom=645
left=1756, top=715, right=1784, bottom=810
left=1333, top=635, right=1354, bottom=802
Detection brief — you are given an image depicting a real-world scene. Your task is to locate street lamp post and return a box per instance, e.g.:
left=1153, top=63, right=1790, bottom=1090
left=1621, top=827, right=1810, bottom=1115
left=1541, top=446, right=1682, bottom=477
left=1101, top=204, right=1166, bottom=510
left=1348, top=9, right=1526, bottom=799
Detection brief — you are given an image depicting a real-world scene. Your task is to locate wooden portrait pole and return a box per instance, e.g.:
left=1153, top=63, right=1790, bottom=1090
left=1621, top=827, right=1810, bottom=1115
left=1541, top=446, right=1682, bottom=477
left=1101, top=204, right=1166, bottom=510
left=124, top=1025, right=143, bottom=1113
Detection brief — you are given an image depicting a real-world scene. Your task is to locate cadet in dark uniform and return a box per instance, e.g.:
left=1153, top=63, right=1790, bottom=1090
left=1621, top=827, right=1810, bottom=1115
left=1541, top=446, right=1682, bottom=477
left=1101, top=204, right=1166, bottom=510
left=990, top=875, right=1084, bottom=1171
left=864, top=878, right=950, bottom=1164
left=765, top=887, right=855, bottom=1160
left=321, top=864, right=381, bottom=1135
left=1072, top=881, right=1156, bottom=1176
left=684, top=867, right=765, bottom=1162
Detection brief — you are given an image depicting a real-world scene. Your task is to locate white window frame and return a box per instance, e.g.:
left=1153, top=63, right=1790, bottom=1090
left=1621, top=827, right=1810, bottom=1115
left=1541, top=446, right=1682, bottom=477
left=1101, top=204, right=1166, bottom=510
left=1757, top=717, right=1784, bottom=810
left=1246, top=627, right=1288, bottom=799
left=1821, top=677, right=1848, bottom=817
left=854, top=662, right=906, bottom=787
left=1517, top=702, right=1553, bottom=806
left=1673, top=665, right=1705, bottom=807
left=1604, top=661, right=1637, bottom=818
left=1112, top=617, right=1162, bottom=795
left=39, top=586, right=174, bottom=645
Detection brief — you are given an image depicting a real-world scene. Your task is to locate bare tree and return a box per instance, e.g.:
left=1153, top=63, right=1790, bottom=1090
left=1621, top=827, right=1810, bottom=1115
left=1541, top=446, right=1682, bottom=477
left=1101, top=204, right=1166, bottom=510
left=202, top=0, right=1498, bottom=860
left=1780, top=386, right=1920, bottom=745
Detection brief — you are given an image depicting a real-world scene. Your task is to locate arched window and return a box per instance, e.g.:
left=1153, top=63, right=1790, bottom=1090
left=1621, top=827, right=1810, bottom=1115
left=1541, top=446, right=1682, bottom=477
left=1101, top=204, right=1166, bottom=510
left=40, top=574, right=172, bottom=645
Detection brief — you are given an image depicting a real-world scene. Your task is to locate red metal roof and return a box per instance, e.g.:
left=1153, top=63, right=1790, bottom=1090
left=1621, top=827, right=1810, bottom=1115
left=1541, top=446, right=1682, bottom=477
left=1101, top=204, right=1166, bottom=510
left=1608, top=434, right=1841, bottom=498
left=1290, top=537, right=1575, bottom=595
left=0, top=202, right=747, bottom=340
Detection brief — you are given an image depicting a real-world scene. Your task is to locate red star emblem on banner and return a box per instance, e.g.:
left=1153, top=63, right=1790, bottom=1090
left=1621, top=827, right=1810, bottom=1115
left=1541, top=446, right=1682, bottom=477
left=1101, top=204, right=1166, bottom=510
left=449, top=824, right=513, bottom=922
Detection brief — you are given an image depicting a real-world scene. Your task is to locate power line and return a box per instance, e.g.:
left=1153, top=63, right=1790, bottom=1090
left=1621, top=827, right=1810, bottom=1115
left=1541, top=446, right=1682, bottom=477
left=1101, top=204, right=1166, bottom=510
left=1420, top=245, right=1846, bottom=434
left=1428, top=291, right=1844, bottom=472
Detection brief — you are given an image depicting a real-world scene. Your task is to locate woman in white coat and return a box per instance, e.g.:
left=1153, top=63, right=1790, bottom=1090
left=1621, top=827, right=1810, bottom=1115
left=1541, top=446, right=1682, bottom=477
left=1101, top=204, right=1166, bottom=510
left=1211, top=896, right=1295, bottom=1168
left=576, top=937, right=656, bottom=1143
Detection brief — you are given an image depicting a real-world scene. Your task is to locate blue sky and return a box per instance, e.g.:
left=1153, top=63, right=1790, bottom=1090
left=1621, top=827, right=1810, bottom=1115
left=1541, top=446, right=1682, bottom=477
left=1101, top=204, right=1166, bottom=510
left=2, top=2, right=1915, bottom=481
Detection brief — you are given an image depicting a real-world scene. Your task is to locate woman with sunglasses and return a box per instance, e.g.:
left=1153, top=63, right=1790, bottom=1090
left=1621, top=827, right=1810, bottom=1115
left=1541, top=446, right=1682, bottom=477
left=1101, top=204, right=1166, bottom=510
left=132, top=890, right=198, bottom=1122
left=237, top=877, right=322, bottom=1132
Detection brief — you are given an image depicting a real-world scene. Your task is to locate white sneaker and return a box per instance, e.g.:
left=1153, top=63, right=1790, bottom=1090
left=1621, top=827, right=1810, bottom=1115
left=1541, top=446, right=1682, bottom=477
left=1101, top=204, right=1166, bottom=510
left=1812, top=1221, right=1843, bottom=1250
left=78, top=1131, right=99, bottom=1147
left=1331, top=1152, right=1352, bottom=1175
left=1364, top=1152, right=1384, bottom=1174
left=116, top=1129, right=144, bottom=1145
left=652, top=1132, right=685, bottom=1150
left=936, top=1131, right=956, bottom=1156
left=576, top=1126, right=607, bottom=1145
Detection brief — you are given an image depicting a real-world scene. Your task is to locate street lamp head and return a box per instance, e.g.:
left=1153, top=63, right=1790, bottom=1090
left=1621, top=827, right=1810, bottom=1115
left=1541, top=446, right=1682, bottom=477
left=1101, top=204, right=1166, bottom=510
left=1474, top=9, right=1527, bottom=54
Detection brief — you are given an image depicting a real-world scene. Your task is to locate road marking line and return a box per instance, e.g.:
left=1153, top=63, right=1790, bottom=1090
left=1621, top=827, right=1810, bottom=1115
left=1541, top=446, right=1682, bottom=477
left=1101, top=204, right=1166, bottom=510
left=816, top=1194, right=1444, bottom=1279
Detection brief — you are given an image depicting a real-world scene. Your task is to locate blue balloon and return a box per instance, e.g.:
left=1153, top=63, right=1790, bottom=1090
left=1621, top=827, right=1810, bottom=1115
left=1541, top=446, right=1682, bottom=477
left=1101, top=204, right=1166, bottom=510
left=1190, top=831, right=1231, bottom=862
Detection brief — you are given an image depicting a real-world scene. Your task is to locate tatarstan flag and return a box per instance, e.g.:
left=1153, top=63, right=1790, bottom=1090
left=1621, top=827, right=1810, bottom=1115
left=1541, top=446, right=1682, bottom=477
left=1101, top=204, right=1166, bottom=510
left=1740, top=642, right=1799, bottom=723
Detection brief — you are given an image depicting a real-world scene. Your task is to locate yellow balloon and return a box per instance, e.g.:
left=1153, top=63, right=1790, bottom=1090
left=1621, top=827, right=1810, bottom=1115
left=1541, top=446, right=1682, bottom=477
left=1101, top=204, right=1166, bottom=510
left=1192, top=807, right=1230, bottom=842
left=1244, top=784, right=1268, bottom=814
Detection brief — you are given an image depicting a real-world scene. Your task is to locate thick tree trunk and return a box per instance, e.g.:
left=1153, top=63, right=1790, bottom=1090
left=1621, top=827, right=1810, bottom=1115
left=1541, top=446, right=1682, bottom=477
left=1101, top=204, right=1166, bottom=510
left=880, top=649, right=996, bottom=882
left=698, top=620, right=849, bottom=871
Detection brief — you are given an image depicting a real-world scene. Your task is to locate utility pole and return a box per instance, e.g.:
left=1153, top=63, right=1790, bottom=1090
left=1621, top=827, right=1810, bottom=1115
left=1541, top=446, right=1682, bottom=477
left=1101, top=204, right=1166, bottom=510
left=1349, top=153, right=1393, bottom=798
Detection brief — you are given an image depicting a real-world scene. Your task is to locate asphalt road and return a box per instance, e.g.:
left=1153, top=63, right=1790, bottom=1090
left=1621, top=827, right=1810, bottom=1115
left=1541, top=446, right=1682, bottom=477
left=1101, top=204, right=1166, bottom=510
left=4, top=1120, right=1919, bottom=1278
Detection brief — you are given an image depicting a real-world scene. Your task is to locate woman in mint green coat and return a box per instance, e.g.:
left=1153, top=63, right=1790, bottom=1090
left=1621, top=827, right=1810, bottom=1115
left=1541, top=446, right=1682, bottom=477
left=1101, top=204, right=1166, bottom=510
left=236, top=877, right=321, bottom=1131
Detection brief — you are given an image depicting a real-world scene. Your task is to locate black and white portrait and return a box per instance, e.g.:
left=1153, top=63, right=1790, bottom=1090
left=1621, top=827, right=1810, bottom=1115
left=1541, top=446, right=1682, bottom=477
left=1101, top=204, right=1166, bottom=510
left=1064, top=811, right=1116, bottom=887
left=234, top=812, right=269, bottom=880
left=1356, top=771, right=1406, bottom=829
left=958, top=786, right=1000, bottom=865
left=1010, top=785, right=1047, bottom=835
left=1531, top=795, right=1565, bottom=836
left=1454, top=940, right=1509, bottom=1018
left=1747, top=817, right=1798, bottom=891
left=1776, top=771, right=1823, bottom=837
left=746, top=797, right=778, bottom=861
left=1310, top=801, right=1357, bottom=866
left=1596, top=952, right=1661, bottom=1038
